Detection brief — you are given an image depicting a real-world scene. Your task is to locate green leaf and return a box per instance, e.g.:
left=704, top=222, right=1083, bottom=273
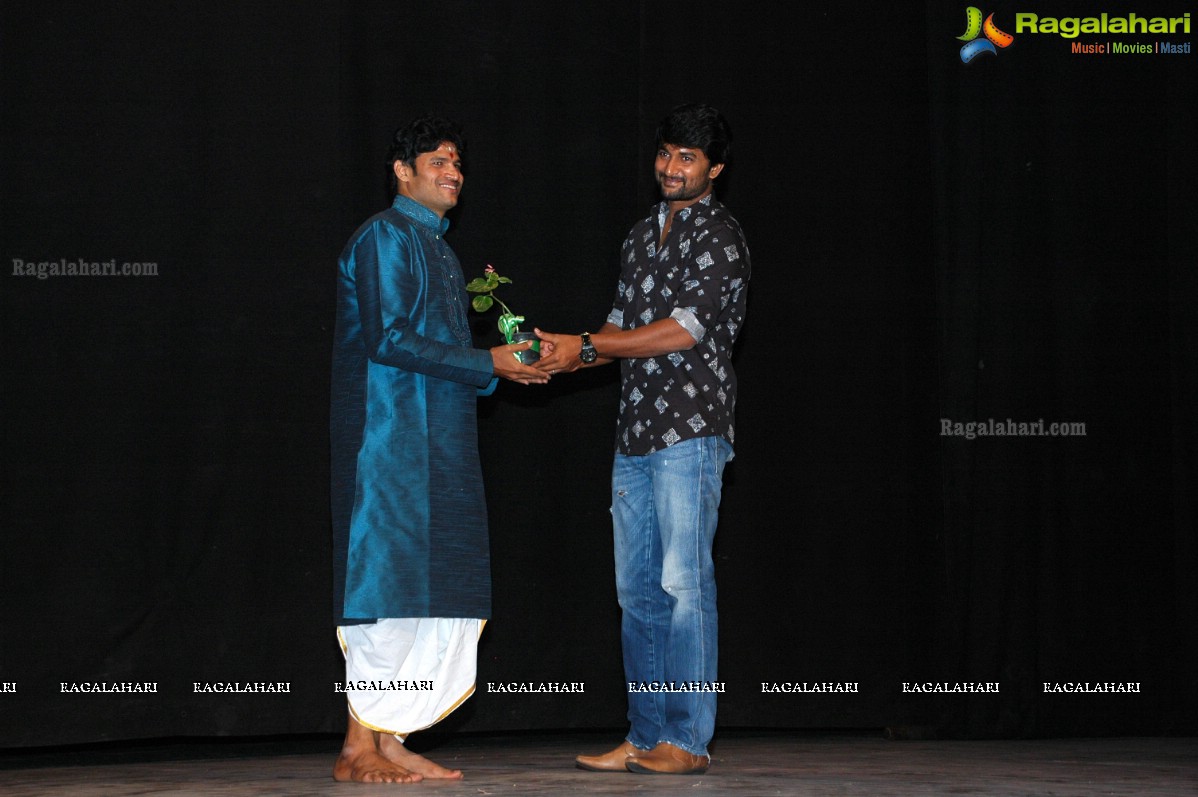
left=465, top=278, right=490, bottom=293
left=471, top=295, right=493, bottom=312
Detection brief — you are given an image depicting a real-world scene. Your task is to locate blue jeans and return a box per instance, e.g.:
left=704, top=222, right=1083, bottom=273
left=612, top=436, right=733, bottom=758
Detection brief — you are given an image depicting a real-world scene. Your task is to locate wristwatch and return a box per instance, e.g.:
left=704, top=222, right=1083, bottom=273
left=579, top=332, right=598, bottom=364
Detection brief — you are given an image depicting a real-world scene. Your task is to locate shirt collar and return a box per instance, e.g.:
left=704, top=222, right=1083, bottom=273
left=392, top=194, right=451, bottom=235
left=655, top=193, right=715, bottom=226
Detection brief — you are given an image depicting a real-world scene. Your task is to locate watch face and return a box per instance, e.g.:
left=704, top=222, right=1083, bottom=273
left=579, top=333, right=597, bottom=363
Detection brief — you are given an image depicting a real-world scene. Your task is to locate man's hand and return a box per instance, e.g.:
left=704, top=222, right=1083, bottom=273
left=491, top=341, right=550, bottom=384
left=533, top=329, right=584, bottom=375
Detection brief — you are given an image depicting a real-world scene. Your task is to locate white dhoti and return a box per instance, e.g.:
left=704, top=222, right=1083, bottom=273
left=338, top=618, right=484, bottom=740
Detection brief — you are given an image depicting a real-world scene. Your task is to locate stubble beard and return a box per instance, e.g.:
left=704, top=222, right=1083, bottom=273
left=657, top=173, right=710, bottom=203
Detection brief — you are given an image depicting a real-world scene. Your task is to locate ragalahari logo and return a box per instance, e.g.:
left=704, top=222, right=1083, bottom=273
left=958, top=7, right=1015, bottom=62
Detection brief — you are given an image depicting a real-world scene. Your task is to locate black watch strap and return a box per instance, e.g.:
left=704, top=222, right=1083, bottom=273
left=579, top=332, right=598, bottom=363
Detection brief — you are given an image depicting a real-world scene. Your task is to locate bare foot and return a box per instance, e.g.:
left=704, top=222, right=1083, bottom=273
left=379, top=734, right=464, bottom=779
left=334, top=713, right=423, bottom=783
left=334, top=746, right=423, bottom=783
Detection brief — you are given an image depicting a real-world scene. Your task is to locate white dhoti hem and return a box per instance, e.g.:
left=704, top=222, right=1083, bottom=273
left=337, top=618, right=484, bottom=740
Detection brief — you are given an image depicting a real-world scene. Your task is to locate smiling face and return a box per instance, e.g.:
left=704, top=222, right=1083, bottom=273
left=654, top=143, right=724, bottom=209
left=394, top=141, right=463, bottom=217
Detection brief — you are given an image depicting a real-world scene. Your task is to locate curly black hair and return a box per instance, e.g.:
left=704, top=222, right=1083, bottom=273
left=655, top=103, right=732, bottom=166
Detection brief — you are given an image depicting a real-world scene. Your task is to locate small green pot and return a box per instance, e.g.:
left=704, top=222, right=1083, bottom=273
left=510, top=331, right=541, bottom=364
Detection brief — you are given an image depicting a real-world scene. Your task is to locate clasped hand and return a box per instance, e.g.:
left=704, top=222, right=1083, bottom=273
left=490, top=341, right=549, bottom=385
left=530, top=328, right=583, bottom=375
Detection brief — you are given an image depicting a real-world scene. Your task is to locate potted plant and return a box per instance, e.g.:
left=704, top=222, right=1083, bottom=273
left=465, top=264, right=540, bottom=364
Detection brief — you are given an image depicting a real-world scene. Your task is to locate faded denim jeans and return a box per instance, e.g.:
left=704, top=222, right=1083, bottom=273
left=612, top=435, right=732, bottom=758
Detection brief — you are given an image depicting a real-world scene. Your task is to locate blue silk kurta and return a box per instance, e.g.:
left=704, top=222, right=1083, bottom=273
left=330, top=195, right=494, bottom=625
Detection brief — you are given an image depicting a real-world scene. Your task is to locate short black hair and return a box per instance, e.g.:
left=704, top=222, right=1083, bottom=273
left=655, top=103, right=732, bottom=167
left=386, top=113, right=466, bottom=196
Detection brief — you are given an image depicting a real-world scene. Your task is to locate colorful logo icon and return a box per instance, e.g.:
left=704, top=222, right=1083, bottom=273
left=958, top=7, right=1015, bottom=62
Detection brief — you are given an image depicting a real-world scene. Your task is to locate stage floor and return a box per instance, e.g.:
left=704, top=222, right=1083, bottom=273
left=2, top=731, right=1195, bottom=796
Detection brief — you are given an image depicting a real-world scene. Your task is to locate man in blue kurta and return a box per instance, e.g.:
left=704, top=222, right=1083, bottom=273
left=329, top=114, right=546, bottom=784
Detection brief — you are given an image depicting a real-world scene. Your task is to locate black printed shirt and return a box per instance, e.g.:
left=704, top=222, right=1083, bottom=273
left=607, top=194, right=750, bottom=456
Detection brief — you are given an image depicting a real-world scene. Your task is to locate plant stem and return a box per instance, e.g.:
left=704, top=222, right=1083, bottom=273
left=492, top=296, right=515, bottom=317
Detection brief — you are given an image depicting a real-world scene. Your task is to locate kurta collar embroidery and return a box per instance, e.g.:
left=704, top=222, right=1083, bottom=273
left=392, top=194, right=451, bottom=235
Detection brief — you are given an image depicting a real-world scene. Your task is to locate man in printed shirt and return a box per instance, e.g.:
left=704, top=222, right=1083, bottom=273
left=536, top=103, right=750, bottom=775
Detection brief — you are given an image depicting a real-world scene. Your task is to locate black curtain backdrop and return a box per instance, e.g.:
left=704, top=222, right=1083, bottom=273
left=1, top=1, right=1193, bottom=747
